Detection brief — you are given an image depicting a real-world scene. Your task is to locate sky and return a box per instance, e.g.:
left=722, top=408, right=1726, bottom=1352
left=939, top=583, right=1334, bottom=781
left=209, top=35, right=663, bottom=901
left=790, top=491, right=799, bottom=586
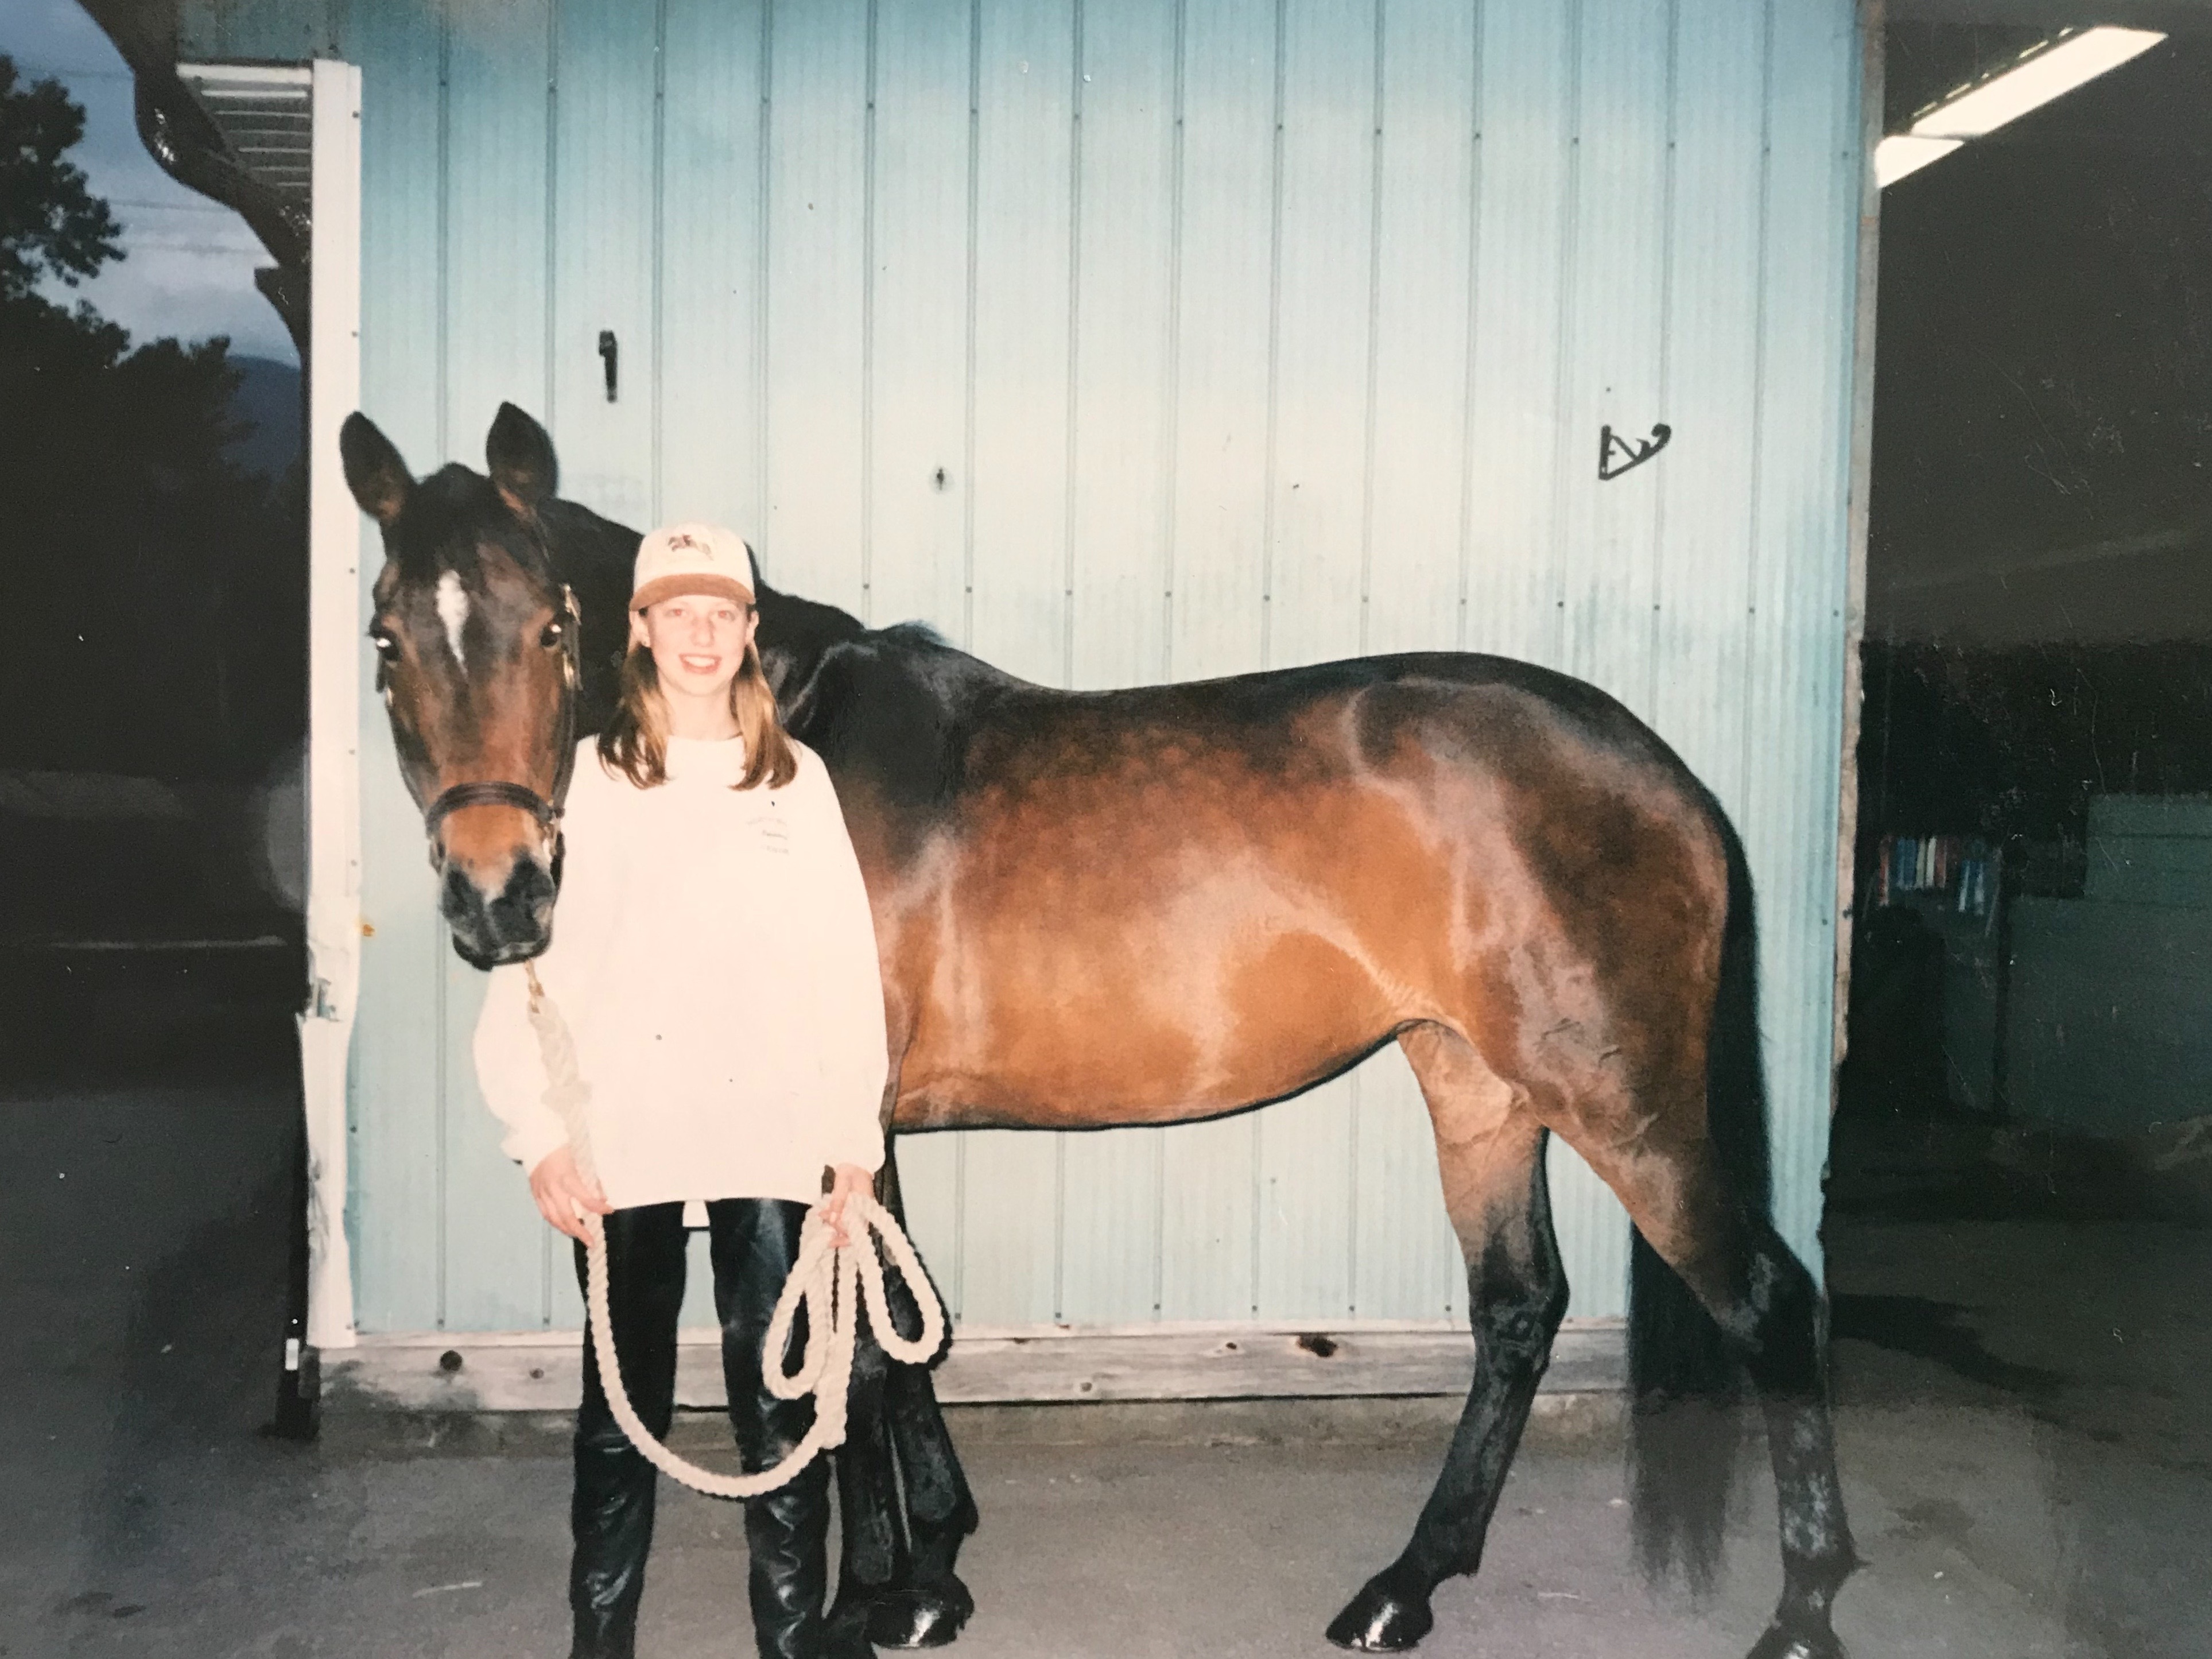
left=3, top=0, right=297, bottom=363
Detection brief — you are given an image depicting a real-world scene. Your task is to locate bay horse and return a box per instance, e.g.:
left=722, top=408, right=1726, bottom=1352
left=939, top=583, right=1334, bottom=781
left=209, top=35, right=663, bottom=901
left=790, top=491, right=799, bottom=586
left=341, top=402, right=1854, bottom=1659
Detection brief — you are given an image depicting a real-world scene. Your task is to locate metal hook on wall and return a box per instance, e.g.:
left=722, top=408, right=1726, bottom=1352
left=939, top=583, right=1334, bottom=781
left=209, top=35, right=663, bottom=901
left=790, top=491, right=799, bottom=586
left=598, top=331, right=618, bottom=403
left=1598, top=421, right=1671, bottom=481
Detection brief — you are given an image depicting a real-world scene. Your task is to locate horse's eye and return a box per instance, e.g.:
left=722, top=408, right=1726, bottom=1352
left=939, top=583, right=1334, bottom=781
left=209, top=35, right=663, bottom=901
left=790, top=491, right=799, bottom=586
left=540, top=619, right=566, bottom=649
left=370, top=629, right=399, bottom=659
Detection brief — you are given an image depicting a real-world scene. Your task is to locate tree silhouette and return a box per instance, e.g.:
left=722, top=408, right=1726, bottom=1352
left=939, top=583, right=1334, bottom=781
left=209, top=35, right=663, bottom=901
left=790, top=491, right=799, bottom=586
left=0, top=55, right=301, bottom=783
left=0, top=55, right=122, bottom=300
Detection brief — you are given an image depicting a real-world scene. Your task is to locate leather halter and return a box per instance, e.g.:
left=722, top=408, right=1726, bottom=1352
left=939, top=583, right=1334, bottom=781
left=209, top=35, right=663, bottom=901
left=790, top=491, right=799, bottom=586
left=419, top=581, right=583, bottom=867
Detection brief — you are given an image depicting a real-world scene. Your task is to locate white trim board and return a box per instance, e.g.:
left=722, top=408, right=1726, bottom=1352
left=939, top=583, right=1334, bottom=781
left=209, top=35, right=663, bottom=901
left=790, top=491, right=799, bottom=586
left=326, top=1319, right=1627, bottom=1414
left=180, top=63, right=314, bottom=88
left=300, top=58, right=364, bottom=1354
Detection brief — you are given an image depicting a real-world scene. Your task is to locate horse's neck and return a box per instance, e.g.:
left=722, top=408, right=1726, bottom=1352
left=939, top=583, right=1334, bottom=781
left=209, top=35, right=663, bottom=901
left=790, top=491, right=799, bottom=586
left=790, top=630, right=1035, bottom=838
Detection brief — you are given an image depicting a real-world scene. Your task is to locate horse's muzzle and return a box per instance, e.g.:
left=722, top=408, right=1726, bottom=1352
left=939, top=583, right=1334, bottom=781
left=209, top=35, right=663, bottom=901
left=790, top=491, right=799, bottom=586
left=442, top=854, right=558, bottom=968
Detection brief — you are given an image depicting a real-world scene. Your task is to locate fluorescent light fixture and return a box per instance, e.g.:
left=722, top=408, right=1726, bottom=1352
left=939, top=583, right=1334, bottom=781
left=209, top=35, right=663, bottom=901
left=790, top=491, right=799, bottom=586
left=1913, top=28, right=2165, bottom=139
left=1878, top=26, right=2165, bottom=190
left=1875, top=134, right=1963, bottom=189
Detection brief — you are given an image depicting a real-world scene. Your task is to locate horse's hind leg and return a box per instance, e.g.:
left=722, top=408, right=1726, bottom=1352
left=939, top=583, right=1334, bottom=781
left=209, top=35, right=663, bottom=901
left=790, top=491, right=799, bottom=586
left=1505, top=792, right=1851, bottom=1657
left=1327, top=1025, right=1567, bottom=1652
left=1732, top=1222, right=1854, bottom=1659
left=1596, top=1136, right=1856, bottom=1659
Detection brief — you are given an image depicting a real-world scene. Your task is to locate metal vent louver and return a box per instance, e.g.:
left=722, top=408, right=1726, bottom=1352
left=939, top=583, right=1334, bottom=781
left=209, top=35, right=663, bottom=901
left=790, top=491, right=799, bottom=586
left=177, top=63, right=313, bottom=209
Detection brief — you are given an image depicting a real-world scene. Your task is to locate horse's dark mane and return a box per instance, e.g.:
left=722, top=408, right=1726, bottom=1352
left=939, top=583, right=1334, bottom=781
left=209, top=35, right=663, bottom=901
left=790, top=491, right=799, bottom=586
left=758, top=607, right=1016, bottom=840
left=874, top=619, right=954, bottom=654
left=388, top=465, right=625, bottom=610
left=538, top=495, right=638, bottom=591
left=523, top=495, right=642, bottom=735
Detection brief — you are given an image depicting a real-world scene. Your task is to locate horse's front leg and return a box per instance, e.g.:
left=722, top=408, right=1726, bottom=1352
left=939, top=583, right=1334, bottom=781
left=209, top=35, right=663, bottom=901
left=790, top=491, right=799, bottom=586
left=874, top=1339, right=979, bottom=1645
left=825, top=1141, right=979, bottom=1650
left=826, top=1318, right=905, bottom=1650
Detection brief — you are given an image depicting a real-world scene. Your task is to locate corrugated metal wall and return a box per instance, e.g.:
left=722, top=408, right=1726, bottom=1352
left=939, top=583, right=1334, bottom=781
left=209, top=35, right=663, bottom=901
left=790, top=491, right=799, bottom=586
left=187, top=0, right=1865, bottom=1339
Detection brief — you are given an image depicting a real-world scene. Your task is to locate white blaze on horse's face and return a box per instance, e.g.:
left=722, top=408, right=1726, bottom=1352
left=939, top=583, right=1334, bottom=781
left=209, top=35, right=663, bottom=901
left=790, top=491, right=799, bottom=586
left=436, top=571, right=471, bottom=670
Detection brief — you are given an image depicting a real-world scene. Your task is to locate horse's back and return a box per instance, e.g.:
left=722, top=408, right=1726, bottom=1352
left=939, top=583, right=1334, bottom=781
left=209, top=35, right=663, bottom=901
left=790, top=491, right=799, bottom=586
left=946, top=648, right=1717, bottom=852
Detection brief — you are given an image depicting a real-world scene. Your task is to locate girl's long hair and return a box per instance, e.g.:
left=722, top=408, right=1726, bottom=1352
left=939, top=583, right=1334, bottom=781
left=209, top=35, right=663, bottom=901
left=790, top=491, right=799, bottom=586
left=597, top=622, right=798, bottom=792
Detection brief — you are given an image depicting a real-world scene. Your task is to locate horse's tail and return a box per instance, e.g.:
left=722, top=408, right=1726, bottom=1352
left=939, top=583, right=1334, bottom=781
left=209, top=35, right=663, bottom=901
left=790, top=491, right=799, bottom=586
left=1627, top=819, right=1771, bottom=1597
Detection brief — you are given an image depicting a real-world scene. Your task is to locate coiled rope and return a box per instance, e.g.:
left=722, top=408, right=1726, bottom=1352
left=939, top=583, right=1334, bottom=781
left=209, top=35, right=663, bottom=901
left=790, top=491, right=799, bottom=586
left=524, top=963, right=945, bottom=1498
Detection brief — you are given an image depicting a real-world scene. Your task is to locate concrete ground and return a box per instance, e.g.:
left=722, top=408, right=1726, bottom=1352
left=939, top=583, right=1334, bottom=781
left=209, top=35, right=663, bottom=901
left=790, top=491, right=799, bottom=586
left=6, top=1022, right=2211, bottom=1658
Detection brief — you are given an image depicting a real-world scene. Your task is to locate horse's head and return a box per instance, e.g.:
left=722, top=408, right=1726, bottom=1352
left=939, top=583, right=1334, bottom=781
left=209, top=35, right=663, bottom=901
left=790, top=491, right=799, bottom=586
left=341, top=404, right=583, bottom=968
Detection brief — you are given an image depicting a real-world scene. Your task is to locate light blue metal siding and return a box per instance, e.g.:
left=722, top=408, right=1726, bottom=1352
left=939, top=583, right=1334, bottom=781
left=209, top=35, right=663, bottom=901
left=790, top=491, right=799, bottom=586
left=343, top=0, right=448, bottom=1338
left=1154, top=0, right=1277, bottom=1324
left=1753, top=0, right=1861, bottom=1266
left=1248, top=0, right=1369, bottom=1323
left=185, top=0, right=337, bottom=60
left=186, top=0, right=1865, bottom=1335
left=437, top=4, right=558, bottom=1335
left=1355, top=0, right=1479, bottom=1325
left=1055, top=0, right=1180, bottom=1327
left=659, top=0, right=769, bottom=534
left=765, top=0, right=871, bottom=611
left=1550, top=0, right=1677, bottom=1323
left=955, top=0, right=1081, bottom=1328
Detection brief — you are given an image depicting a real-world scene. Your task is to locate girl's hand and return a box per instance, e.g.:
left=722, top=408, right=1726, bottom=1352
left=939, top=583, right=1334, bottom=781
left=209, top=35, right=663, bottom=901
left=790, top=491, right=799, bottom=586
left=529, top=1145, right=611, bottom=1243
left=822, top=1163, right=875, bottom=1249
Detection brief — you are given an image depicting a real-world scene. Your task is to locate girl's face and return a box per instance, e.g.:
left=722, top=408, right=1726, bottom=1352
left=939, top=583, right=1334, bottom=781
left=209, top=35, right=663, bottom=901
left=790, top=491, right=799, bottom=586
left=631, top=592, right=759, bottom=702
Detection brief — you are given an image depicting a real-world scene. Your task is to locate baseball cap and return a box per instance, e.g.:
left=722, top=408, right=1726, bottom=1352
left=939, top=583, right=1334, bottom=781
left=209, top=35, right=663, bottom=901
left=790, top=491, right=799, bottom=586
left=631, top=522, right=756, bottom=612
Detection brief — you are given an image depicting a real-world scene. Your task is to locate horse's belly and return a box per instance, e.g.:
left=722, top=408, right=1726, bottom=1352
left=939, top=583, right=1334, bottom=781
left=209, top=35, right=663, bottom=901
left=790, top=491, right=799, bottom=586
left=895, top=926, right=1402, bottom=1130
left=882, top=761, right=1469, bottom=1130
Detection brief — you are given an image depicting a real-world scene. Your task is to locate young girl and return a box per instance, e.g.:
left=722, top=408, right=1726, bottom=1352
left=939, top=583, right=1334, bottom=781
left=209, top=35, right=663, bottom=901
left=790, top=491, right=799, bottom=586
left=474, top=522, right=887, bottom=1659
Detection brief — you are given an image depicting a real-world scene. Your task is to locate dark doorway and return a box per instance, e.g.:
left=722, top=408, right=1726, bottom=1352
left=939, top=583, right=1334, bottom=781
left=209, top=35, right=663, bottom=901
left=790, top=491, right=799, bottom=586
left=1832, top=21, right=2212, bottom=1658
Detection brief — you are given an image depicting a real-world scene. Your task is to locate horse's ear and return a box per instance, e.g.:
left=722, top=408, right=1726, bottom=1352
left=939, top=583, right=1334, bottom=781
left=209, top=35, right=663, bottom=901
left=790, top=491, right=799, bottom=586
left=486, top=402, right=558, bottom=513
left=340, top=413, right=412, bottom=526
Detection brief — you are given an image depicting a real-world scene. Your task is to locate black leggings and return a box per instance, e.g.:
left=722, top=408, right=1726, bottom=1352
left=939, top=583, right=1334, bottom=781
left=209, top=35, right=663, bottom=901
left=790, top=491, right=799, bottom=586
left=568, top=1197, right=827, bottom=1659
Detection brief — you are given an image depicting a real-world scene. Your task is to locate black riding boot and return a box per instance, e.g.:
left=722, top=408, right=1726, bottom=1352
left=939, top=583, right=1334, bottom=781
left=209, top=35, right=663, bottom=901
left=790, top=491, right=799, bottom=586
left=570, top=1204, right=689, bottom=1659
left=709, top=1199, right=853, bottom=1659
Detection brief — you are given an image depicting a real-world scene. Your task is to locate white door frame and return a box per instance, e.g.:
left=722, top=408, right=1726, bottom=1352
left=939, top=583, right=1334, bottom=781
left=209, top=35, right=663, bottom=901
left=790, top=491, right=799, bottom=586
left=300, top=57, right=364, bottom=1356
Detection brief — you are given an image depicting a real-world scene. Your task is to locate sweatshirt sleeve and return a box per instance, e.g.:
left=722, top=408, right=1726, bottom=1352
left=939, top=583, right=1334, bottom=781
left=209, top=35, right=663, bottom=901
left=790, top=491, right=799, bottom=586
left=473, top=962, right=569, bottom=1176
left=802, top=752, right=890, bottom=1175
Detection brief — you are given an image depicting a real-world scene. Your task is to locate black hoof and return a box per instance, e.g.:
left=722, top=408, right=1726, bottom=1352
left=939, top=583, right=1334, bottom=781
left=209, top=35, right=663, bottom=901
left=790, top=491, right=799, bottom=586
left=864, top=1582, right=975, bottom=1650
left=824, top=1603, right=879, bottom=1659
left=1325, top=1574, right=1434, bottom=1653
left=1747, top=1623, right=1845, bottom=1659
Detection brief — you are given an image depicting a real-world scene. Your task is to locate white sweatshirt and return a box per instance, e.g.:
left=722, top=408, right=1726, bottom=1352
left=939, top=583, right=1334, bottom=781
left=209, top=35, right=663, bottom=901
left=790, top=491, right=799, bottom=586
left=472, top=734, right=888, bottom=1210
